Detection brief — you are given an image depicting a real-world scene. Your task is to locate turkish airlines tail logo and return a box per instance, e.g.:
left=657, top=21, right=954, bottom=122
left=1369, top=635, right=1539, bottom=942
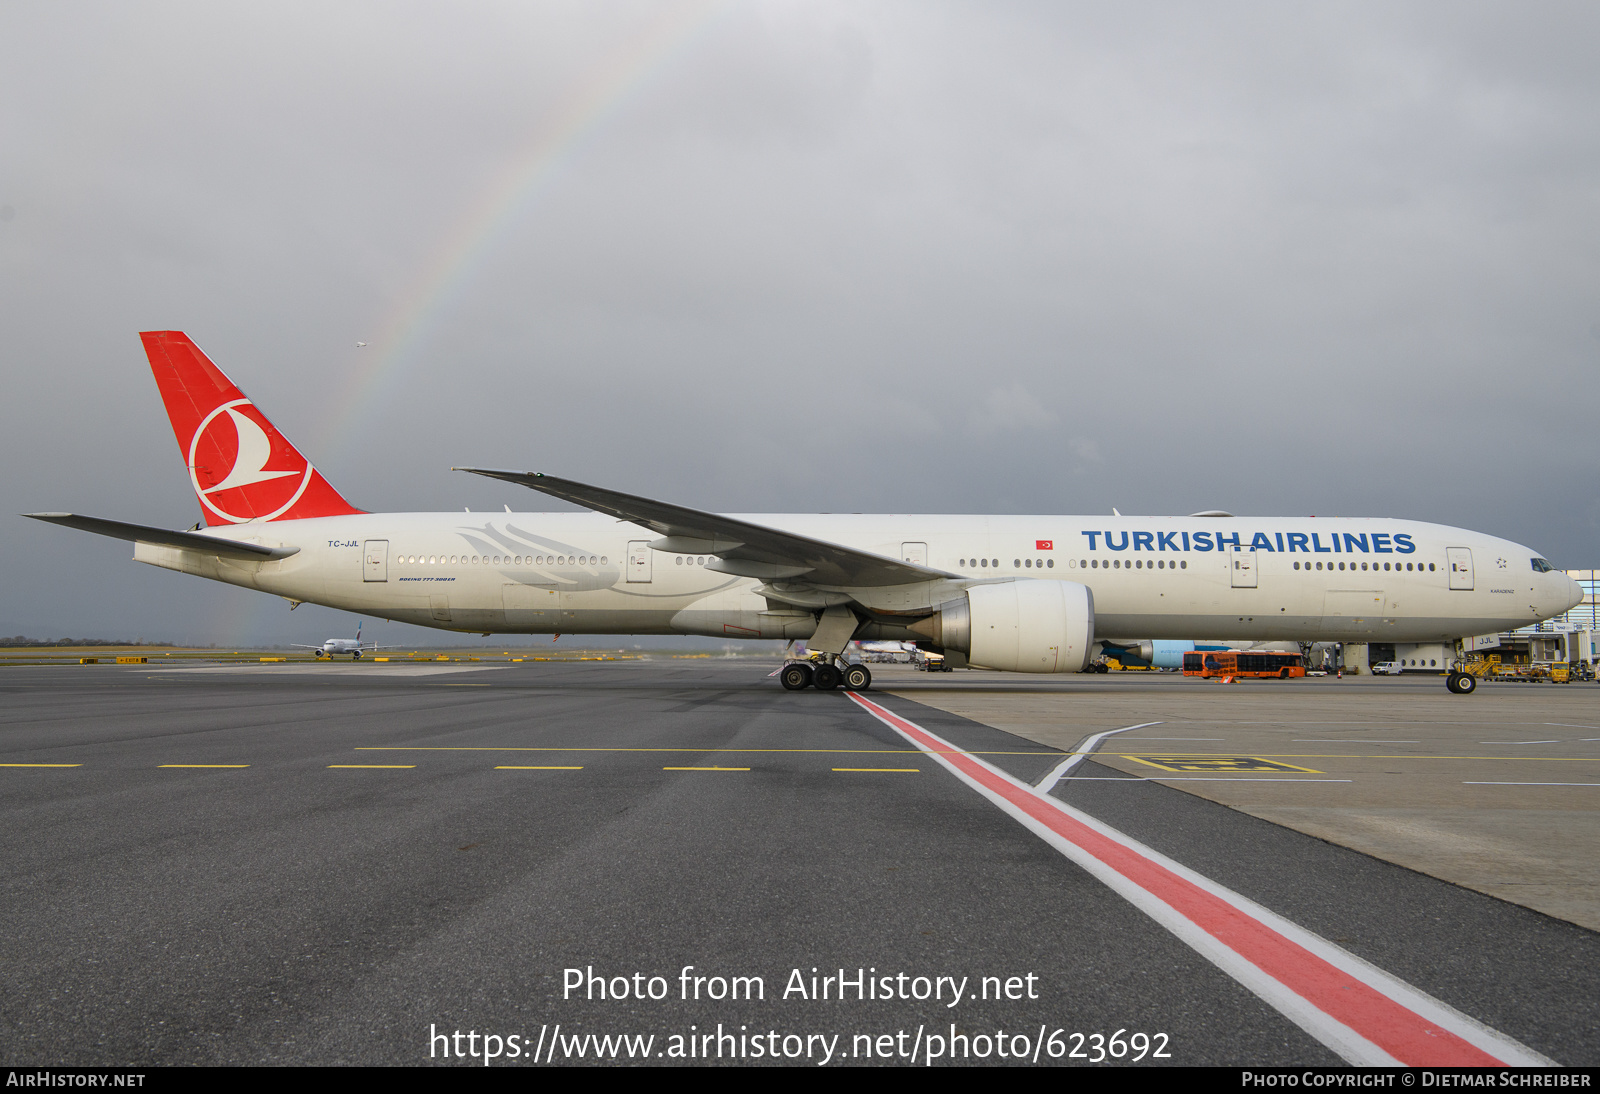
left=140, top=331, right=364, bottom=526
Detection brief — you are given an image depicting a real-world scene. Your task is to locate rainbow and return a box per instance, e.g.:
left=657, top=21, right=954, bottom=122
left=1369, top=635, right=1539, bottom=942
left=230, top=2, right=727, bottom=645
left=321, top=0, right=728, bottom=464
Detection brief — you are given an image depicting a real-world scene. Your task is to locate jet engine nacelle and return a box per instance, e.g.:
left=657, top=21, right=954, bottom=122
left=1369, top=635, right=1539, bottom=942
left=1095, top=640, right=1194, bottom=668
left=1098, top=639, right=1155, bottom=665
left=909, top=580, right=1095, bottom=673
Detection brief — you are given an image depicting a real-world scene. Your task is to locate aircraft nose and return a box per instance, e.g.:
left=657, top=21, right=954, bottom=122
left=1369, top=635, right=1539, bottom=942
left=1569, top=574, right=1586, bottom=613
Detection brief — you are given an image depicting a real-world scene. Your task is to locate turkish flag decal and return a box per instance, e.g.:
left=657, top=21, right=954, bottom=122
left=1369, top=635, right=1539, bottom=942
left=1036, top=539, right=1053, bottom=550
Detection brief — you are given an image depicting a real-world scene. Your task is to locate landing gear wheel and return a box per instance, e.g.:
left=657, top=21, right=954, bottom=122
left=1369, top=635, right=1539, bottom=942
left=780, top=663, right=813, bottom=691
left=843, top=664, right=872, bottom=691
left=1446, top=671, right=1478, bottom=695
left=813, top=664, right=842, bottom=690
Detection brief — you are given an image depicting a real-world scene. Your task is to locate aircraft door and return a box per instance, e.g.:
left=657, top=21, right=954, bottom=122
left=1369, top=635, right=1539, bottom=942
left=1230, top=546, right=1258, bottom=588
left=1447, top=547, right=1474, bottom=590
left=363, top=539, right=388, bottom=582
left=627, top=540, right=652, bottom=583
left=902, top=542, right=927, bottom=567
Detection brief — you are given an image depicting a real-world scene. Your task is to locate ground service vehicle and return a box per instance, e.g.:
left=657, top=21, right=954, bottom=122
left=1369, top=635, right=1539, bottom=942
left=1183, top=650, right=1306, bottom=679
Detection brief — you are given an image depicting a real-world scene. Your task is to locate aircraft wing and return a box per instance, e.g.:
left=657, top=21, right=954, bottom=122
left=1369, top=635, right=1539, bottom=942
left=24, top=513, right=300, bottom=561
left=454, top=469, right=951, bottom=587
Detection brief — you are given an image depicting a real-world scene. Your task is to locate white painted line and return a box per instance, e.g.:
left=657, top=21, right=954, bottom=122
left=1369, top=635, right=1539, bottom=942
left=1123, top=736, right=1224, bottom=741
left=1465, top=780, right=1600, bottom=790
left=1480, top=740, right=1560, bottom=745
left=1294, top=740, right=1420, bottom=744
left=848, top=693, right=1555, bottom=1068
left=1035, top=722, right=1161, bottom=793
left=1545, top=724, right=1599, bottom=730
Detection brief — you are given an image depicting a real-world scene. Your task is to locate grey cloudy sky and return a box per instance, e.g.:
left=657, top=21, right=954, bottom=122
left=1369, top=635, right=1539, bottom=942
left=3, top=1, right=1596, bottom=644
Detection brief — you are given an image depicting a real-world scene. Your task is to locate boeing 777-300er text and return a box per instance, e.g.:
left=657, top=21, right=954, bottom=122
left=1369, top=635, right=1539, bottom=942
left=27, top=332, right=1583, bottom=694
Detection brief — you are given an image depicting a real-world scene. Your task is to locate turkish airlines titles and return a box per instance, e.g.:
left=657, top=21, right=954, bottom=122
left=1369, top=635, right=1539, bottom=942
left=1078, top=529, right=1416, bottom=556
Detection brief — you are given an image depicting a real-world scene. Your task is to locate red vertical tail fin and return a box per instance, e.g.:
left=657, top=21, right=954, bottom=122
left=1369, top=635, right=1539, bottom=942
left=140, top=331, right=364, bottom=525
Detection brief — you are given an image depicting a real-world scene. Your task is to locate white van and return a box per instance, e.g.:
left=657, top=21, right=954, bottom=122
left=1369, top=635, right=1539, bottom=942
left=1371, top=662, right=1404, bottom=675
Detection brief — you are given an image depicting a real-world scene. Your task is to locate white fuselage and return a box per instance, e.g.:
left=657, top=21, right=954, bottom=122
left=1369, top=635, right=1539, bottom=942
left=130, top=512, right=1582, bottom=647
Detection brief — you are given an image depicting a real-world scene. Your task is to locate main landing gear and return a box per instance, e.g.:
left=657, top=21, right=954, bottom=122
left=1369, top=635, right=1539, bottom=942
left=780, top=659, right=872, bottom=692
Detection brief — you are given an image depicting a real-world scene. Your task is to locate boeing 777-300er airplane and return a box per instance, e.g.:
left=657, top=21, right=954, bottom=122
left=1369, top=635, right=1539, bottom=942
left=27, top=332, right=1583, bottom=695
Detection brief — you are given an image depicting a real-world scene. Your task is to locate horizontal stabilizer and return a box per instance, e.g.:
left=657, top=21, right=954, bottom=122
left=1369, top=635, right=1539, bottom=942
left=24, top=513, right=299, bottom=561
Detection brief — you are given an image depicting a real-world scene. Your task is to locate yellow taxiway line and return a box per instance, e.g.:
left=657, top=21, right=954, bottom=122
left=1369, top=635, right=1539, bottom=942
left=351, top=746, right=1600, bottom=762
left=355, top=746, right=1057, bottom=756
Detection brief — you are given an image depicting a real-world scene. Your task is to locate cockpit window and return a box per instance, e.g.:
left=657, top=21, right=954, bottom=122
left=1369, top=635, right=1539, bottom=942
left=1531, top=558, right=1554, bottom=573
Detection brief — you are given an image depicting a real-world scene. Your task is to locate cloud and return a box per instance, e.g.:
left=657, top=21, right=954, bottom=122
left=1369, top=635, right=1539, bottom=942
left=966, top=383, right=1059, bottom=436
left=4, top=1, right=1598, bottom=638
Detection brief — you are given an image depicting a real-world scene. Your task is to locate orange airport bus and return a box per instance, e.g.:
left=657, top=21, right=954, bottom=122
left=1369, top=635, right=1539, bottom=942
left=1182, top=650, right=1305, bottom=679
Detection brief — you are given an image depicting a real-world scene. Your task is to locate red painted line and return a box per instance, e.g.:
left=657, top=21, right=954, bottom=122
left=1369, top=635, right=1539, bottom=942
left=848, top=693, right=1503, bottom=1067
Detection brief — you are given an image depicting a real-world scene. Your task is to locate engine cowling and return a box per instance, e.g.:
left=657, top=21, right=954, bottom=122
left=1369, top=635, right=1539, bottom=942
left=908, top=580, right=1095, bottom=673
